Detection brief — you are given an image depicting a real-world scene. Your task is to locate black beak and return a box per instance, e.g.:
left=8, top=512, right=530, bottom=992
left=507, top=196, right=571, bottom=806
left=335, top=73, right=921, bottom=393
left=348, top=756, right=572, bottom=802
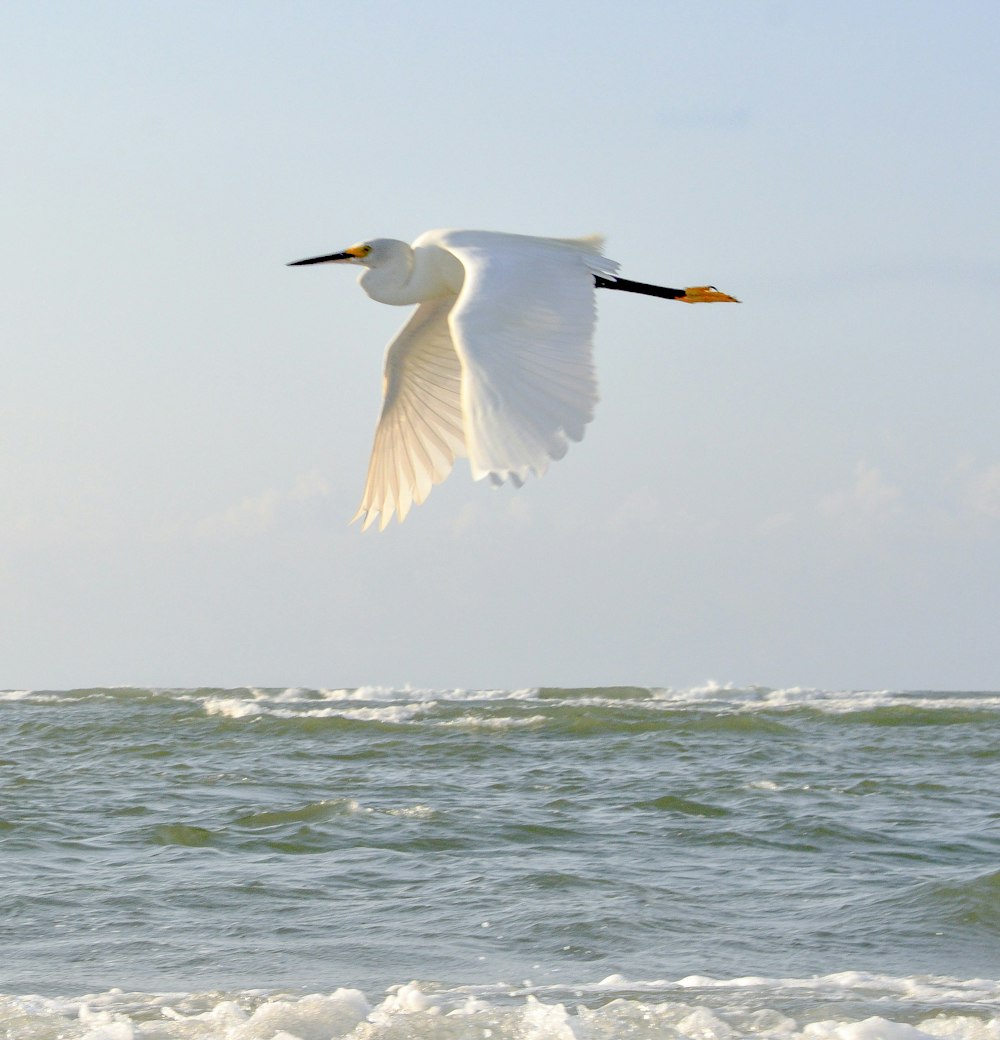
left=287, top=251, right=354, bottom=266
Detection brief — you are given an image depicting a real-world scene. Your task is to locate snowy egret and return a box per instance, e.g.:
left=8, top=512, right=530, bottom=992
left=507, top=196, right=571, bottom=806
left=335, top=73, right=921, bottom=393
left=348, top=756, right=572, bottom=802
left=289, top=229, right=738, bottom=530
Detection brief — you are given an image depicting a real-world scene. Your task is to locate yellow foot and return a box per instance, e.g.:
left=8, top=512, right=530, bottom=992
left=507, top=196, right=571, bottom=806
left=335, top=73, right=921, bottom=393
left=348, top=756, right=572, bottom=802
left=681, top=286, right=740, bottom=303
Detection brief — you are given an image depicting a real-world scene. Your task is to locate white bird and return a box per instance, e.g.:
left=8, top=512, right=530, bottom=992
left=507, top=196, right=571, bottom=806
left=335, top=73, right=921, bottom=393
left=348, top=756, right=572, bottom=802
left=289, top=229, right=737, bottom=530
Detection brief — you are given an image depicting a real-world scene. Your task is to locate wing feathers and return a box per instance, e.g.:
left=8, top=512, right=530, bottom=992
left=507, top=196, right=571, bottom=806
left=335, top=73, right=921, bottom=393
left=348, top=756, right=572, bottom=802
left=440, top=232, right=607, bottom=484
left=353, top=296, right=466, bottom=530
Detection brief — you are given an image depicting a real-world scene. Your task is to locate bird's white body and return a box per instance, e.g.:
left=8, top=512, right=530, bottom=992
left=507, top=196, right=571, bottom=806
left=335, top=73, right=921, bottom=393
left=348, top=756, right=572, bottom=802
left=317, top=229, right=620, bottom=529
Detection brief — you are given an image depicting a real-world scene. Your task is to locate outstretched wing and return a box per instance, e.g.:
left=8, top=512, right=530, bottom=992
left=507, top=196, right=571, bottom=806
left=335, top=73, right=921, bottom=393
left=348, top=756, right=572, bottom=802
left=353, top=295, right=466, bottom=530
left=437, top=230, right=618, bottom=485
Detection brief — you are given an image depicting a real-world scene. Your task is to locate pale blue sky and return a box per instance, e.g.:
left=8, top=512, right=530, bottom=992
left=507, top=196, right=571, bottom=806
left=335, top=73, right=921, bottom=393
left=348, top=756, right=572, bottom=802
left=3, top=1, right=999, bottom=690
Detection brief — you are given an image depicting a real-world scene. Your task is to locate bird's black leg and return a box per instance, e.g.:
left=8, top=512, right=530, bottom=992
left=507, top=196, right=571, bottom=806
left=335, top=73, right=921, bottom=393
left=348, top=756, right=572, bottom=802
left=594, top=275, right=739, bottom=304
left=594, top=275, right=686, bottom=299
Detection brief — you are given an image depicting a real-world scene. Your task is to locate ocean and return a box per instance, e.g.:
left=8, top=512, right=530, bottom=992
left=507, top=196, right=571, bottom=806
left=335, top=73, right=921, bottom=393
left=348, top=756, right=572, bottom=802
left=1, top=684, right=998, bottom=1040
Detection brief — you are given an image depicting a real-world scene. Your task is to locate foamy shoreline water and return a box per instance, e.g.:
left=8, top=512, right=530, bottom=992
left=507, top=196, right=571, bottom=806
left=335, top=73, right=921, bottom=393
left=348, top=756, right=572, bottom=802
left=3, top=686, right=998, bottom=1038
left=4, top=973, right=999, bottom=1040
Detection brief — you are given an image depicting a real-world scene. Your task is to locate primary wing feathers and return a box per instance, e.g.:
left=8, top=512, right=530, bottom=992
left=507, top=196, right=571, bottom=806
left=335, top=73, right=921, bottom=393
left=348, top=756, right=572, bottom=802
left=353, top=295, right=466, bottom=530
left=437, top=231, right=618, bottom=484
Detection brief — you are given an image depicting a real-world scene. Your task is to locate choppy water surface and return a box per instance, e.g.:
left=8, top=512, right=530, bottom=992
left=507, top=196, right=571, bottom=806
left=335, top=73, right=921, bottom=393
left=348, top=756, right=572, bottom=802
left=1, top=685, right=998, bottom=1039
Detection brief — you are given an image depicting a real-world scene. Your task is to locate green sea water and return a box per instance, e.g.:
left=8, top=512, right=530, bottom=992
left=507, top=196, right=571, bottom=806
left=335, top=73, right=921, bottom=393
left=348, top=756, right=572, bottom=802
left=1, top=685, right=998, bottom=1039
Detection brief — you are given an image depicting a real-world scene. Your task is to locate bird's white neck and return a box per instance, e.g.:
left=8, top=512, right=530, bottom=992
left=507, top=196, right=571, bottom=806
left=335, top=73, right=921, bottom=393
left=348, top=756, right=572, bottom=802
left=358, top=243, right=463, bottom=306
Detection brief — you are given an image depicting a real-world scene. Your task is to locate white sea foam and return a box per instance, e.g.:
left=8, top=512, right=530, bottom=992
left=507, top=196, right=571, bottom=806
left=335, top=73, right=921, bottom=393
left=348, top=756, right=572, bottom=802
left=644, top=685, right=1000, bottom=715
left=666, top=972, right=1000, bottom=1004
left=0, top=688, right=89, bottom=704
left=323, top=684, right=1000, bottom=717
left=3, top=976, right=997, bottom=1040
left=183, top=684, right=1000, bottom=725
left=8, top=684, right=1000, bottom=718
left=262, top=702, right=434, bottom=723
left=330, top=702, right=433, bottom=723
left=310, top=685, right=511, bottom=703
left=452, top=971, right=1000, bottom=1006
left=202, top=696, right=265, bottom=719
left=200, top=695, right=433, bottom=724
left=440, top=713, right=549, bottom=730
left=384, top=804, right=436, bottom=819
left=0, top=689, right=34, bottom=701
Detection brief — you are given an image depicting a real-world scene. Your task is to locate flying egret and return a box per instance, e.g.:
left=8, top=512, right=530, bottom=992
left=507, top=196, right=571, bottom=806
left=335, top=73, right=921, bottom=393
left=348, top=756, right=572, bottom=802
left=289, top=229, right=738, bottom=530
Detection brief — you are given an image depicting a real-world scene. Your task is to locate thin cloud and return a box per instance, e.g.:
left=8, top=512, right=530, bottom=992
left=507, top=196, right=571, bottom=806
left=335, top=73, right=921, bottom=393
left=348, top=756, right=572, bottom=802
left=818, top=462, right=903, bottom=533
left=960, top=461, right=1000, bottom=521
left=154, top=471, right=332, bottom=542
